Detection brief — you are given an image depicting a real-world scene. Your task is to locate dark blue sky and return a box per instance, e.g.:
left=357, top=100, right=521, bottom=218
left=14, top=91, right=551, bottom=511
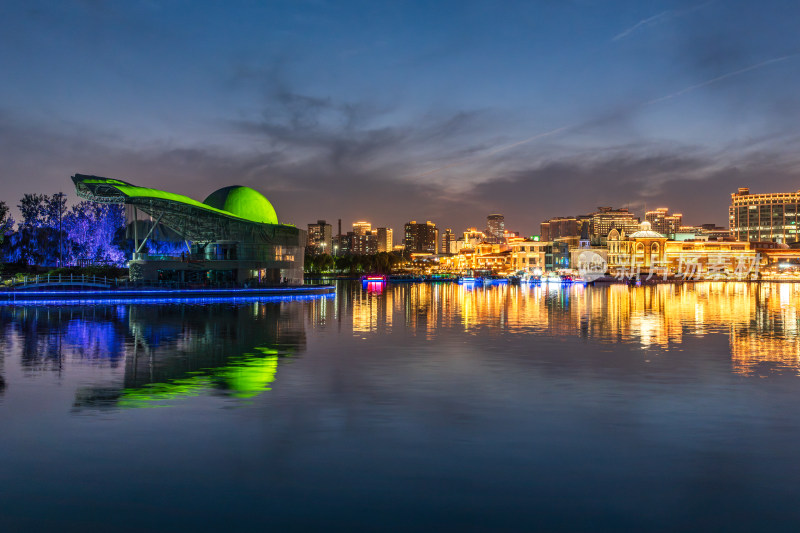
left=2, top=0, right=799, bottom=235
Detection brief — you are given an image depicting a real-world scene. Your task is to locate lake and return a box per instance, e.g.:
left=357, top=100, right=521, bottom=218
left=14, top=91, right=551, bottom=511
left=1, top=281, right=800, bottom=532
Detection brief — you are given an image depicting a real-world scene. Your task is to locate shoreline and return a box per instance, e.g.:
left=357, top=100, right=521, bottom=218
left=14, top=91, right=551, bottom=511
left=0, top=284, right=335, bottom=302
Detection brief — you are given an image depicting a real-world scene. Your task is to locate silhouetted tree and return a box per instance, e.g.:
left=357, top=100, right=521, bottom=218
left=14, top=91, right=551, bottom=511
left=0, top=201, right=13, bottom=245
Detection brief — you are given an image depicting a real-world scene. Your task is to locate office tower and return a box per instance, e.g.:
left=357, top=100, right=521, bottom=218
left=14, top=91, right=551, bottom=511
left=486, top=214, right=505, bottom=243
left=539, top=215, right=593, bottom=241
left=353, top=221, right=372, bottom=236
left=350, top=231, right=378, bottom=255
left=307, top=220, right=333, bottom=255
left=590, top=207, right=640, bottom=239
left=645, top=208, right=683, bottom=236
left=376, top=227, right=393, bottom=253
left=404, top=220, right=438, bottom=254
left=441, top=228, right=457, bottom=254
left=730, top=187, right=800, bottom=243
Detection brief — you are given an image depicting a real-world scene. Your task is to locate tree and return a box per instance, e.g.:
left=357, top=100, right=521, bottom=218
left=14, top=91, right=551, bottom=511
left=63, top=202, right=125, bottom=266
left=0, top=201, right=14, bottom=266
left=46, top=193, right=67, bottom=266
left=319, top=253, right=335, bottom=272
left=11, top=193, right=69, bottom=266
left=0, top=201, right=14, bottom=244
left=16, top=193, right=49, bottom=266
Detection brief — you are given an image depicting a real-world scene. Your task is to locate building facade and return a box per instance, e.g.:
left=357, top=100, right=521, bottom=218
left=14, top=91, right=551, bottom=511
left=541, top=208, right=635, bottom=243
left=307, top=219, right=333, bottom=255
left=486, top=214, right=505, bottom=243
left=404, top=220, right=438, bottom=254
left=645, top=208, right=683, bottom=236
left=508, top=238, right=548, bottom=273
left=730, top=187, right=800, bottom=244
left=462, top=227, right=486, bottom=247
left=73, top=175, right=306, bottom=285
left=376, top=227, right=393, bottom=253
left=607, top=221, right=757, bottom=278
left=352, top=221, right=372, bottom=236
left=350, top=231, right=378, bottom=255
left=591, top=207, right=640, bottom=240
left=441, top=228, right=457, bottom=255
left=540, top=216, right=590, bottom=242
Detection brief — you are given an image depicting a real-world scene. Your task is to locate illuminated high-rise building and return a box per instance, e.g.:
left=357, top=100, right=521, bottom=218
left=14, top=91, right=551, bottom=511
left=376, top=227, right=393, bottom=253
left=353, top=221, right=372, bottom=236
left=307, top=220, right=333, bottom=255
left=404, top=220, right=438, bottom=254
left=645, top=208, right=683, bottom=236
left=442, top=228, right=457, bottom=254
left=350, top=231, right=378, bottom=255
left=590, top=207, right=640, bottom=239
left=540, top=216, right=591, bottom=241
left=486, top=214, right=505, bottom=243
left=730, top=187, right=800, bottom=243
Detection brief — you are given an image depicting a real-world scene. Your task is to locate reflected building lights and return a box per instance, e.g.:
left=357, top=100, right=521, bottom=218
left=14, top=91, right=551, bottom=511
left=344, top=281, right=800, bottom=375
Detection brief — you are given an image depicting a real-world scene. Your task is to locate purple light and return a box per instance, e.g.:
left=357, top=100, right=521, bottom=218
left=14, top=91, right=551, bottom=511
left=1, top=294, right=335, bottom=306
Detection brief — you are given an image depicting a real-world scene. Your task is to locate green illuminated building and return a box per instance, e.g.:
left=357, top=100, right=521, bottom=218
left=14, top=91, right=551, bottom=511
left=72, top=174, right=306, bottom=284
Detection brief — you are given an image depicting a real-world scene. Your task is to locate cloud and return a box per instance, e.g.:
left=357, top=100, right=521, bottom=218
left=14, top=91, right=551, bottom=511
left=0, top=104, right=492, bottom=233
left=2, top=102, right=800, bottom=238
left=612, top=11, right=673, bottom=42
left=612, top=1, right=715, bottom=42
left=462, top=145, right=800, bottom=230
left=644, top=54, right=799, bottom=106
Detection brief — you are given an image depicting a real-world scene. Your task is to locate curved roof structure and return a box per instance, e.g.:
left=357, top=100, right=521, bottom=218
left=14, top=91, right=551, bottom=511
left=204, top=186, right=278, bottom=225
left=72, top=174, right=294, bottom=243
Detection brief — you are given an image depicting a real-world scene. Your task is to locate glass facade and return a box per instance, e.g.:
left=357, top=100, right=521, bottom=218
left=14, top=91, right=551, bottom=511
left=730, top=188, right=800, bottom=243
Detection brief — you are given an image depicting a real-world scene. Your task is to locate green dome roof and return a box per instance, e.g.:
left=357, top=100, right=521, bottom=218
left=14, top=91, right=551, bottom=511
left=203, top=186, right=278, bottom=225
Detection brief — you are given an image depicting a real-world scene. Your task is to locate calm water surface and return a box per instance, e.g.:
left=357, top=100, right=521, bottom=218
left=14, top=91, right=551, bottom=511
left=2, top=282, right=800, bottom=531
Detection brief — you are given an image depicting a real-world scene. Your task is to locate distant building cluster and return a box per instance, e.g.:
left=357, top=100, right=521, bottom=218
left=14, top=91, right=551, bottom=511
left=304, top=185, right=800, bottom=277
left=307, top=219, right=393, bottom=256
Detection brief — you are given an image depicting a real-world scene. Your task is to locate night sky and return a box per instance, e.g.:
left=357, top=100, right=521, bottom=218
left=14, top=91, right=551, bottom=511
left=2, top=0, right=799, bottom=236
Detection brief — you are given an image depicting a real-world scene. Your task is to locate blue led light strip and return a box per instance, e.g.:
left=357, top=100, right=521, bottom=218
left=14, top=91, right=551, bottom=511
left=1, top=294, right=335, bottom=306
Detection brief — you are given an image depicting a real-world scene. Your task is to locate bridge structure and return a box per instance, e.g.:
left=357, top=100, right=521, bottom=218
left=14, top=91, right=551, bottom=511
left=7, top=274, right=114, bottom=290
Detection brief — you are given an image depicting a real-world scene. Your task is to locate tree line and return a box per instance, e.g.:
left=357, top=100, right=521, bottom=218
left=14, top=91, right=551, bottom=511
left=0, top=194, right=126, bottom=270
left=305, top=251, right=409, bottom=275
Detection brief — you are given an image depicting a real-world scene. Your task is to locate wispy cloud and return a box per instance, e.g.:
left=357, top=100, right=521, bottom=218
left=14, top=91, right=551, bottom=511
left=612, top=11, right=672, bottom=42
left=612, top=1, right=715, bottom=42
left=401, top=53, right=796, bottom=181
left=645, top=54, right=798, bottom=105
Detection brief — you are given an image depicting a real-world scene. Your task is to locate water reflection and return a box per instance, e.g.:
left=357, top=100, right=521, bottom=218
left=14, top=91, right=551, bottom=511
left=3, top=284, right=800, bottom=531
left=340, top=282, right=800, bottom=376
left=2, top=283, right=799, bottom=411
left=0, top=300, right=306, bottom=409
left=0, top=306, right=129, bottom=372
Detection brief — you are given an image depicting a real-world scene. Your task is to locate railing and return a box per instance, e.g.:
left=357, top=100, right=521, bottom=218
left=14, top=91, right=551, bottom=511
left=130, top=253, right=293, bottom=262
left=4, top=274, right=117, bottom=289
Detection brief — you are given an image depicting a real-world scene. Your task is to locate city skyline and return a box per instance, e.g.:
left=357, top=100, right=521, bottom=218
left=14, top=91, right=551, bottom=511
left=2, top=1, right=800, bottom=235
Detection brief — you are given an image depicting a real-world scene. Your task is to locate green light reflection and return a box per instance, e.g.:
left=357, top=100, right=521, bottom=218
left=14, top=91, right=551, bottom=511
left=118, top=348, right=280, bottom=408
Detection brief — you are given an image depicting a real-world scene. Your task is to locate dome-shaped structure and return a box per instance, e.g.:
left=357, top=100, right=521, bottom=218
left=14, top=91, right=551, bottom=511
left=629, top=220, right=665, bottom=239
left=203, top=186, right=278, bottom=225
